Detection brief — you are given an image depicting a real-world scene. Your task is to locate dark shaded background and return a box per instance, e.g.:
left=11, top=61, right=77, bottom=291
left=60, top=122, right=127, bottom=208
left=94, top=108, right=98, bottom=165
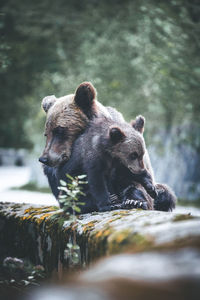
left=0, top=0, right=200, bottom=201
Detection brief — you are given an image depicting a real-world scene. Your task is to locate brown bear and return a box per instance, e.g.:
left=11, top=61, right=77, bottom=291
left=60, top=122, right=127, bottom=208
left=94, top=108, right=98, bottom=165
left=57, top=113, right=156, bottom=211
left=40, top=82, right=111, bottom=167
left=39, top=82, right=176, bottom=212
left=110, top=115, right=176, bottom=211
left=40, top=82, right=153, bottom=173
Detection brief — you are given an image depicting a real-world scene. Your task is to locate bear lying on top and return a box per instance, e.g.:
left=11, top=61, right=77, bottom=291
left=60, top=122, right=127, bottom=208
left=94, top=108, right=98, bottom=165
left=39, top=82, right=176, bottom=213
left=58, top=112, right=157, bottom=212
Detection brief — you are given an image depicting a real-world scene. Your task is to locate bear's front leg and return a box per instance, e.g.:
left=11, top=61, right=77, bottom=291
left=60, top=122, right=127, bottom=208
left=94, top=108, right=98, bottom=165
left=122, top=199, right=149, bottom=210
left=87, top=162, right=111, bottom=212
left=120, top=184, right=153, bottom=210
left=133, top=170, right=157, bottom=199
left=43, top=165, right=60, bottom=199
left=154, top=183, right=176, bottom=212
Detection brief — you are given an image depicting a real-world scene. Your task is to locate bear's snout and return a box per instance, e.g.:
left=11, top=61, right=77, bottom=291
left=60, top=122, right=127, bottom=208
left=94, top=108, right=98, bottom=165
left=39, top=156, right=49, bottom=165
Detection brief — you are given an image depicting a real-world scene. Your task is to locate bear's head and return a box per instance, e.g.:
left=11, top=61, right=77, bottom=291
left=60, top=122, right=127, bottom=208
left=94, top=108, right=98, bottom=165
left=39, top=82, right=109, bottom=167
left=108, top=115, right=146, bottom=174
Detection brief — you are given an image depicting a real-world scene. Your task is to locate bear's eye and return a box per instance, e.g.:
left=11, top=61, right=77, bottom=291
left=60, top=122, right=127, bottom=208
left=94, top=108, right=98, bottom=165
left=53, top=126, right=66, bottom=136
left=129, top=152, right=138, bottom=161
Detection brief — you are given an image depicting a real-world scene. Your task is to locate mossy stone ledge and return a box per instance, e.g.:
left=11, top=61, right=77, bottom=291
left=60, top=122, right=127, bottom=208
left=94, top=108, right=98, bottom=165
left=0, top=203, right=200, bottom=274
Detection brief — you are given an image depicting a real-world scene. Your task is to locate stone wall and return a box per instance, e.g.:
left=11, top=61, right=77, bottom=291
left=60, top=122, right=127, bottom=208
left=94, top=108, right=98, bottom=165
left=1, top=203, right=200, bottom=299
left=1, top=203, right=200, bottom=273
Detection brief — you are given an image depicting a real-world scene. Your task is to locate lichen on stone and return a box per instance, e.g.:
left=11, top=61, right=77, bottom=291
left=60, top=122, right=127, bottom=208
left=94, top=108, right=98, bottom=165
left=172, top=213, right=196, bottom=222
left=1, top=202, right=200, bottom=276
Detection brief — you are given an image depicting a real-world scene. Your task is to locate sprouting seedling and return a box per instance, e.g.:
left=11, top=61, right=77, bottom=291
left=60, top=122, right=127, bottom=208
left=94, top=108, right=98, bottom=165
left=58, top=174, right=87, bottom=265
left=58, top=174, right=87, bottom=217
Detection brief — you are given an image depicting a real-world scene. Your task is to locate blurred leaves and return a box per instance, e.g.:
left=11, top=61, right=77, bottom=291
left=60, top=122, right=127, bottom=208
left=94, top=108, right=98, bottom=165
left=0, top=0, right=199, bottom=148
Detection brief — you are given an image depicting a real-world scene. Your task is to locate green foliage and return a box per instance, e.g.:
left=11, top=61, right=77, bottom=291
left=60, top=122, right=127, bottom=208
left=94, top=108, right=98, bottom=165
left=64, top=242, right=81, bottom=266
left=0, top=0, right=200, bottom=148
left=58, top=174, right=87, bottom=216
left=58, top=174, right=87, bottom=265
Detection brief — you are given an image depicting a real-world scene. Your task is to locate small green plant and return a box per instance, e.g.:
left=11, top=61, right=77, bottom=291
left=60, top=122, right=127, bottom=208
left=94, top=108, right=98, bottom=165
left=58, top=174, right=87, bottom=216
left=58, top=174, right=87, bottom=266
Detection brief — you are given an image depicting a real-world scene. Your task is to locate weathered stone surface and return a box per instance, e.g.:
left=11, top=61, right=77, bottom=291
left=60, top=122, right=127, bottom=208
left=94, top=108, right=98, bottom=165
left=0, top=202, right=200, bottom=275
left=25, top=250, right=200, bottom=300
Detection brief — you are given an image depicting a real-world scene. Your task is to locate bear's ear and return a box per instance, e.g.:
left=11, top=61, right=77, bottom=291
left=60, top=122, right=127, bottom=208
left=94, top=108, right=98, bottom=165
left=74, top=82, right=97, bottom=118
left=131, top=115, right=145, bottom=134
left=109, top=127, right=126, bottom=144
left=42, top=95, right=57, bottom=113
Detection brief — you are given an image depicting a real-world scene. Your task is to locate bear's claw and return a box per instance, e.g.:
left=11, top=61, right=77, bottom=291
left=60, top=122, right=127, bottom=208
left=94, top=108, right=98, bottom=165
left=122, top=199, right=148, bottom=210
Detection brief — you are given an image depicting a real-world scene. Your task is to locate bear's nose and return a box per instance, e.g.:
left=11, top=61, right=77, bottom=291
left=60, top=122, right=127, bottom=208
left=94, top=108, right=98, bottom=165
left=39, top=156, right=48, bottom=165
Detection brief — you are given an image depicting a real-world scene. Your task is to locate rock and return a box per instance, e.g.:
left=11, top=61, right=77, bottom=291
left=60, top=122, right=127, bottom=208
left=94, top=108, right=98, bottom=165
left=26, top=250, right=200, bottom=300
left=0, top=203, right=200, bottom=274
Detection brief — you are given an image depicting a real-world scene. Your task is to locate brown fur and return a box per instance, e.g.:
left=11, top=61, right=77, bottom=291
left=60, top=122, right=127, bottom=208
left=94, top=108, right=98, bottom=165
left=40, top=82, right=110, bottom=167
left=131, top=115, right=145, bottom=134
left=124, top=182, right=154, bottom=210
left=40, top=83, right=176, bottom=212
left=42, top=95, right=89, bottom=166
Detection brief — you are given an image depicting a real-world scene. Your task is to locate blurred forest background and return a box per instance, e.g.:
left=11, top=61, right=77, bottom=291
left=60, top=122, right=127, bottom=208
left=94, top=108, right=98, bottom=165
left=0, top=0, right=200, bottom=202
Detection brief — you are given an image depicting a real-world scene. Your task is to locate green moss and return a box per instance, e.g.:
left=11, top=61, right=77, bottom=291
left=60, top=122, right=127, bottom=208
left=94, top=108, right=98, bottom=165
left=143, top=222, right=151, bottom=226
left=112, top=211, right=121, bottom=216
left=20, top=207, right=59, bottom=226
left=108, top=230, right=153, bottom=254
left=173, top=214, right=196, bottom=222
left=112, top=210, right=132, bottom=217
left=82, top=221, right=97, bottom=234
left=1, top=203, right=200, bottom=276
